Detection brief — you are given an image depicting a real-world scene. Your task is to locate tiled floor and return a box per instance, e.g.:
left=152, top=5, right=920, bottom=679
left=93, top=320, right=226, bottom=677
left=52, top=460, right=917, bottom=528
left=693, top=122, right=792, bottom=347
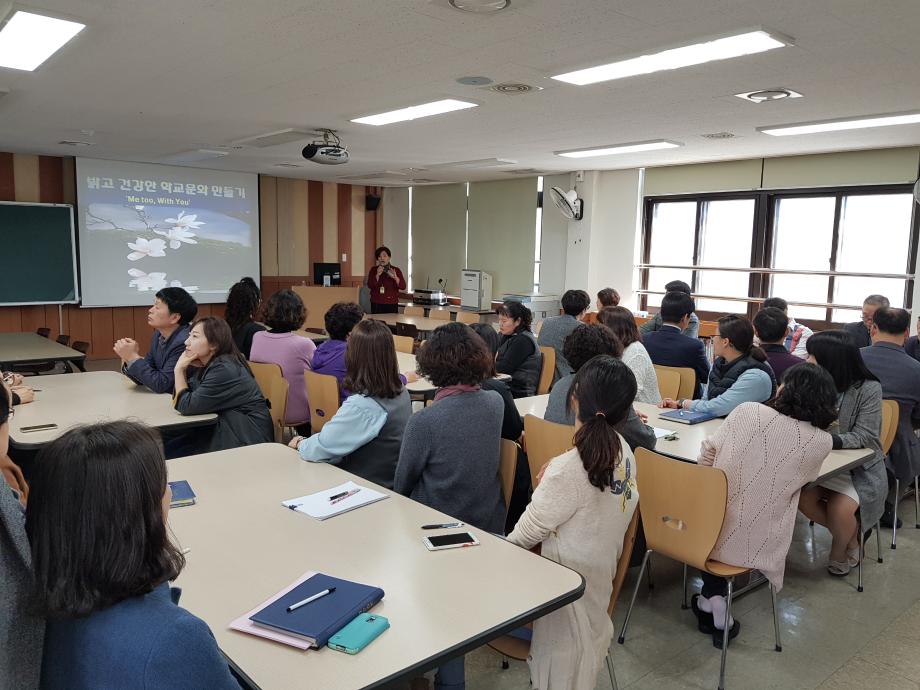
left=458, top=500, right=920, bottom=690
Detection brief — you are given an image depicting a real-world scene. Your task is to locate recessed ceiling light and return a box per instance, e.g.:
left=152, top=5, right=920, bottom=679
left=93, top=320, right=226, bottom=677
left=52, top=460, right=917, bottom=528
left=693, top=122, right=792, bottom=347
left=734, top=88, right=802, bottom=103
left=552, top=29, right=792, bottom=86
left=351, top=98, right=478, bottom=126
left=0, top=11, right=85, bottom=71
left=448, top=0, right=510, bottom=14
left=555, top=140, right=682, bottom=158
left=758, top=111, right=920, bottom=137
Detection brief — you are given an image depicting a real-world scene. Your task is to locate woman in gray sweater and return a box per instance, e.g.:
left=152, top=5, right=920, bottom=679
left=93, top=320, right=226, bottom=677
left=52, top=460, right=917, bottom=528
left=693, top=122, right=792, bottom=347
left=544, top=323, right=657, bottom=453
left=394, top=322, right=505, bottom=690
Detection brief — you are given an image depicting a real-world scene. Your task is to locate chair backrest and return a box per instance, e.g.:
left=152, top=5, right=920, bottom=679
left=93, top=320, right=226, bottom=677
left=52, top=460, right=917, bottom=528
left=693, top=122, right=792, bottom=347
left=654, top=364, right=695, bottom=400
left=653, top=365, right=681, bottom=400
left=429, top=308, right=451, bottom=321
left=523, top=414, right=574, bottom=489
left=457, top=311, right=480, bottom=325
left=248, top=361, right=288, bottom=442
left=634, top=448, right=728, bottom=572
left=881, top=399, right=900, bottom=456
left=403, top=305, right=425, bottom=317
left=395, top=322, right=419, bottom=340
left=72, top=340, right=90, bottom=355
left=698, top=321, right=720, bottom=338
left=499, top=439, right=519, bottom=515
left=392, top=334, right=415, bottom=354
left=608, top=508, right=641, bottom=616
left=304, top=371, right=341, bottom=432
left=56, top=334, right=71, bottom=346
left=37, top=327, right=50, bottom=338
left=537, top=346, right=555, bottom=395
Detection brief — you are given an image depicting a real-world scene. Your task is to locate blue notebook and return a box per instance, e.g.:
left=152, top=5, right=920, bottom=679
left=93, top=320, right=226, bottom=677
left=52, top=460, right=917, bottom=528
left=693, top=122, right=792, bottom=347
left=249, top=574, right=384, bottom=648
left=168, top=480, right=196, bottom=507
left=659, top=409, right=719, bottom=425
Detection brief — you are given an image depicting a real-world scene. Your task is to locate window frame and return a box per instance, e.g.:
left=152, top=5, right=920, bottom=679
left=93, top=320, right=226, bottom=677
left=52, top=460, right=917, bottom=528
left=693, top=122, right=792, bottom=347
left=639, top=183, right=919, bottom=330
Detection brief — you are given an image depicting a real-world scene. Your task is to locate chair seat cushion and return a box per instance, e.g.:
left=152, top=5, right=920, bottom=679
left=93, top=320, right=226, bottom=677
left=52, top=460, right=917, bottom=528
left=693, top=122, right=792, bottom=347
left=704, top=560, right=750, bottom=578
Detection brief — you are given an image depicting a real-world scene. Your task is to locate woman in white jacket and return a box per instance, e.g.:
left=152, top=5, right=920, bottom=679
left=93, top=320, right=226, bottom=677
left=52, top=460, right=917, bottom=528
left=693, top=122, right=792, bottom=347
left=507, top=355, right=639, bottom=689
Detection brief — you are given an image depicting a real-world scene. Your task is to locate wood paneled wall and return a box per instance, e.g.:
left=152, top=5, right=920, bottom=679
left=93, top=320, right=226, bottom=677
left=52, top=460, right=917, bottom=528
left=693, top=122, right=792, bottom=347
left=0, top=154, right=384, bottom=358
left=258, top=176, right=382, bottom=301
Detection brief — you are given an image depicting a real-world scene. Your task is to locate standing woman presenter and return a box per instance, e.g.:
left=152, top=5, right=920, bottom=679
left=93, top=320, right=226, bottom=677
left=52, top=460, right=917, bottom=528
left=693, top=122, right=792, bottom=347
left=367, top=246, right=406, bottom=314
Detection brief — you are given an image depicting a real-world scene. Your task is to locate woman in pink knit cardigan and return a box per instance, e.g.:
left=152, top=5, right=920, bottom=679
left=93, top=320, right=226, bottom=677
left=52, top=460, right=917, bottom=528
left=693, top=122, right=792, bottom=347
left=693, top=363, right=837, bottom=647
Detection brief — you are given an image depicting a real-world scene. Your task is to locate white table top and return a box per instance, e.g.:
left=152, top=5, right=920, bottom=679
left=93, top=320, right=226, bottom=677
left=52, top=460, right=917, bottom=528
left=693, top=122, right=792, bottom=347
left=9, top=371, right=216, bottom=448
left=396, top=351, right=434, bottom=393
left=514, top=396, right=874, bottom=483
left=167, top=445, right=584, bottom=690
left=370, top=313, right=448, bottom=332
left=0, top=332, right=85, bottom=364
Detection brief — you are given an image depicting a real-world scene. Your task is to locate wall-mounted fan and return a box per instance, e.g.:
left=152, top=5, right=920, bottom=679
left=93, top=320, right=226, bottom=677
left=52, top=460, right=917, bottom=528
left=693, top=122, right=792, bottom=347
left=548, top=186, right=584, bottom=221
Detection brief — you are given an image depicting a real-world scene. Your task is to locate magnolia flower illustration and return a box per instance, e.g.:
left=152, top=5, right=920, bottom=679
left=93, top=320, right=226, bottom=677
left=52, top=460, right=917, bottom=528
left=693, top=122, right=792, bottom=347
left=128, top=269, right=168, bottom=292
left=164, top=211, right=205, bottom=232
left=170, top=280, right=200, bottom=293
left=126, top=237, right=167, bottom=261
left=154, top=226, right=198, bottom=249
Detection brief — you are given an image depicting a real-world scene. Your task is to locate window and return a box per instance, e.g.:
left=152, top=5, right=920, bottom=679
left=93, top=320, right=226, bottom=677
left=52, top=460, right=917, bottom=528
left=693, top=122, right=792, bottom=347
left=534, top=176, right=543, bottom=292
left=640, top=185, right=917, bottom=327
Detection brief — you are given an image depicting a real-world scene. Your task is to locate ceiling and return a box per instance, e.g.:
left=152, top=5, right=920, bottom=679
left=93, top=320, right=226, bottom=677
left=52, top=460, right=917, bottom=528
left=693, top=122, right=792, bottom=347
left=2, top=0, right=920, bottom=185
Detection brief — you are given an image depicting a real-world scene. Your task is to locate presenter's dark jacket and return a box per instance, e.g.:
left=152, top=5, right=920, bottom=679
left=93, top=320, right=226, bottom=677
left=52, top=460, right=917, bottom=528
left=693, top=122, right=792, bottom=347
left=124, top=325, right=191, bottom=394
left=40, top=583, right=239, bottom=690
left=173, top=355, right=274, bottom=451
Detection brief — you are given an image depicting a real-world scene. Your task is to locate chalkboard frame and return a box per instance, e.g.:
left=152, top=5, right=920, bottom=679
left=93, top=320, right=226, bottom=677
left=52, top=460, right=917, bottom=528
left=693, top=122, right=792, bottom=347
left=0, top=200, right=80, bottom=306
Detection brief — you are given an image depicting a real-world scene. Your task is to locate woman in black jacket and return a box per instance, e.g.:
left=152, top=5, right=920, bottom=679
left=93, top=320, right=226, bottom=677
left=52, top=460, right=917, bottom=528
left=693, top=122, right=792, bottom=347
left=174, top=316, right=274, bottom=451
left=495, top=301, right=542, bottom=398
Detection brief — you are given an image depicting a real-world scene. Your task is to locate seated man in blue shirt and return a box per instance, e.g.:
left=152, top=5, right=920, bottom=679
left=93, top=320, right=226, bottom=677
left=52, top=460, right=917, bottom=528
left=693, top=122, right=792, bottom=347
left=642, top=291, right=710, bottom=398
left=661, top=314, right=775, bottom=417
left=113, top=287, right=198, bottom=394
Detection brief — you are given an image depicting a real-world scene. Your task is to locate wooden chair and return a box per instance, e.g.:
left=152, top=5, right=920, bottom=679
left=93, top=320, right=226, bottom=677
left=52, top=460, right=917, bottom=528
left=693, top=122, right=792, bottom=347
left=618, top=449, right=782, bottom=690
left=403, top=305, right=424, bottom=317
left=537, top=346, right=555, bottom=395
left=523, top=414, right=573, bottom=490
left=69, top=341, right=90, bottom=373
left=248, top=362, right=289, bottom=442
left=56, top=334, right=71, bottom=346
left=653, top=365, right=681, bottom=400
left=304, top=371, right=341, bottom=433
left=395, top=322, right=419, bottom=341
left=36, top=327, right=50, bottom=338
left=881, top=400, right=906, bottom=550
left=654, top=364, right=695, bottom=400
left=698, top=320, right=720, bottom=338
left=457, top=310, right=480, bottom=325
left=429, top=308, right=451, bottom=321
left=498, top=439, right=519, bottom=516
left=392, top=334, right=415, bottom=354
left=488, top=506, right=641, bottom=689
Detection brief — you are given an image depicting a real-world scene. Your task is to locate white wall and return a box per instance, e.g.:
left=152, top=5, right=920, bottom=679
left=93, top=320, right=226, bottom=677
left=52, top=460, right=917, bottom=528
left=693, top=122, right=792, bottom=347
left=564, top=169, right=644, bottom=309
left=382, top=187, right=409, bottom=280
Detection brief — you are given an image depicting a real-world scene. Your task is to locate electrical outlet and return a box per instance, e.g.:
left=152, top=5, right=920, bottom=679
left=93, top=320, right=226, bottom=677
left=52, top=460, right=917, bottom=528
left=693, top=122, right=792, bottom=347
left=341, top=253, right=347, bottom=262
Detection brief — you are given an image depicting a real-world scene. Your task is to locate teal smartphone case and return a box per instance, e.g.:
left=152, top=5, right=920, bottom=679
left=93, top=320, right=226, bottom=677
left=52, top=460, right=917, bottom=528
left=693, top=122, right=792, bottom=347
left=327, top=613, right=390, bottom=654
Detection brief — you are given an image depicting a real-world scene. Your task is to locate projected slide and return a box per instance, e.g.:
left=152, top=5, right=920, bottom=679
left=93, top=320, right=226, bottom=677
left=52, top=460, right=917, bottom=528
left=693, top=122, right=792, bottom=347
left=76, top=158, right=260, bottom=307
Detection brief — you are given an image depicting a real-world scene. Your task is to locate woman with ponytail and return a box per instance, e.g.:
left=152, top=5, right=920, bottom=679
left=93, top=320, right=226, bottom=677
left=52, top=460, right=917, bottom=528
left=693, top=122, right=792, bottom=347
left=507, top=355, right=639, bottom=690
left=660, top=314, right=776, bottom=417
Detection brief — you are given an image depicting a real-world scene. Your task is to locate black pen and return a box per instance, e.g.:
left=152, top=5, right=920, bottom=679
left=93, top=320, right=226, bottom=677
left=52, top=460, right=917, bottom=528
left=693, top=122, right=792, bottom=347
left=328, top=490, right=349, bottom=501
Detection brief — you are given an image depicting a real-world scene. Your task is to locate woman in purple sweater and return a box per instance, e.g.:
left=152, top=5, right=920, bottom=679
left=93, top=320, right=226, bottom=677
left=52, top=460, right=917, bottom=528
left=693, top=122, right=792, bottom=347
left=310, top=301, right=365, bottom=401
left=250, top=290, right=316, bottom=432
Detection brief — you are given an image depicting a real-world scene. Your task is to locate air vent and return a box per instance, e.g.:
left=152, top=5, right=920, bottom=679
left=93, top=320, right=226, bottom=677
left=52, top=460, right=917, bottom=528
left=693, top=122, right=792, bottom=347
left=428, top=158, right=517, bottom=169
left=505, top=168, right=547, bottom=175
left=274, top=162, right=304, bottom=168
left=231, top=128, right=313, bottom=148
left=159, top=149, right=229, bottom=164
left=58, top=140, right=95, bottom=147
left=488, top=82, right=542, bottom=95
left=734, top=88, right=803, bottom=103
left=701, top=132, right=736, bottom=140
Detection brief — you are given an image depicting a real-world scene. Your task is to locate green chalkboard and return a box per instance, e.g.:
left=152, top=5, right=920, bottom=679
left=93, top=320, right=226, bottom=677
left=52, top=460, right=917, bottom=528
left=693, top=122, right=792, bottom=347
left=0, top=202, right=78, bottom=305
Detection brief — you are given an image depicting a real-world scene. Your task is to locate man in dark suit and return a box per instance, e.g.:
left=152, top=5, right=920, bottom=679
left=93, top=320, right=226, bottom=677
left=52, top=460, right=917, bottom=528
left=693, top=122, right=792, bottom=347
left=860, top=307, right=920, bottom=528
left=844, top=294, right=889, bottom=349
left=642, top=291, right=710, bottom=398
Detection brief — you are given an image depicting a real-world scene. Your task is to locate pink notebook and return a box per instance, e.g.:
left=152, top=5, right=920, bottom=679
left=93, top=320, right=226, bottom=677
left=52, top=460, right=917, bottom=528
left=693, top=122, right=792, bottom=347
left=229, top=571, right=318, bottom=650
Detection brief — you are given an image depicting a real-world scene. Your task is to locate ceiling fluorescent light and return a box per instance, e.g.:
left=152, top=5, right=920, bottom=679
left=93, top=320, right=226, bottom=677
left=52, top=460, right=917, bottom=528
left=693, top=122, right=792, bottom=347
left=0, top=11, right=85, bottom=71
left=351, top=99, right=477, bottom=126
left=552, top=30, right=791, bottom=86
left=759, top=111, right=920, bottom=136
left=555, top=140, right=681, bottom=158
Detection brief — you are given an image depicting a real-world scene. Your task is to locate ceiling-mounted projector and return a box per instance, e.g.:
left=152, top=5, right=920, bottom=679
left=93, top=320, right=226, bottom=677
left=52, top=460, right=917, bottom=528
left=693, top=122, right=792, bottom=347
left=302, top=129, right=349, bottom=165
